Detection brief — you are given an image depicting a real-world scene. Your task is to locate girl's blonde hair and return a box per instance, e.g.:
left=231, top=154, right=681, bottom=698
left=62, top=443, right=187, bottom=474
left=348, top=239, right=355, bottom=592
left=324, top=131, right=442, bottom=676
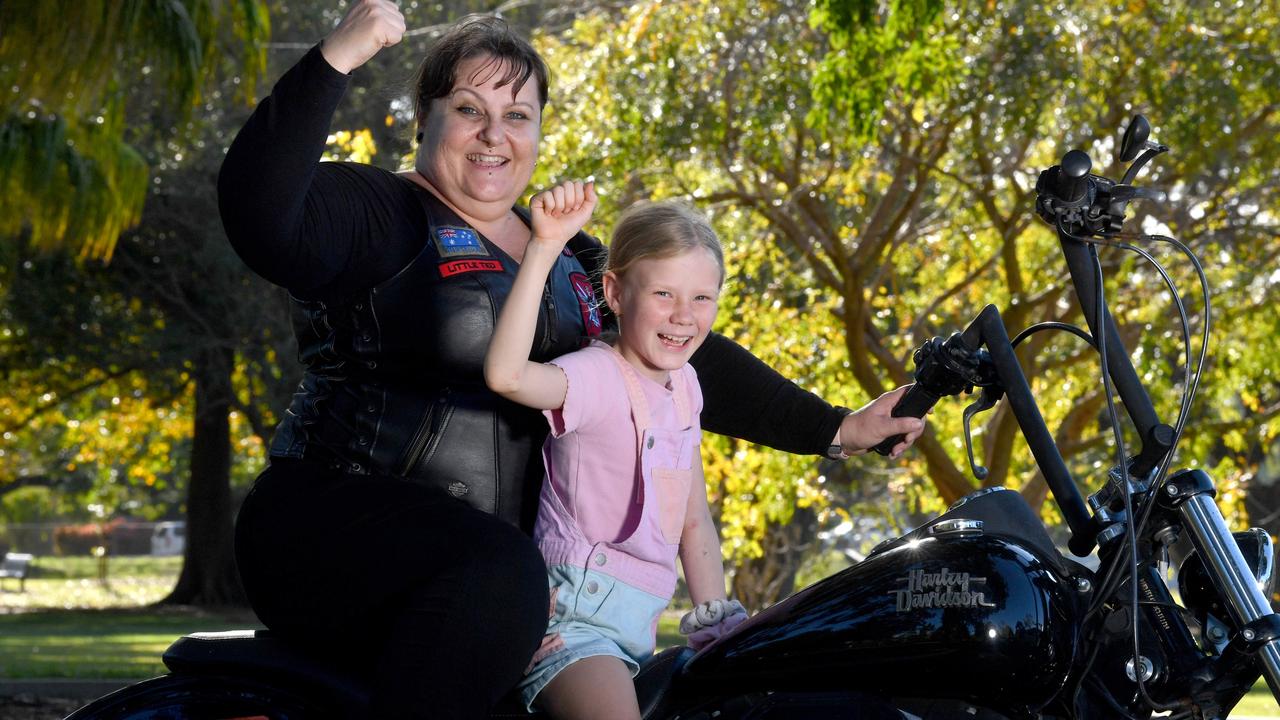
left=606, top=201, right=725, bottom=286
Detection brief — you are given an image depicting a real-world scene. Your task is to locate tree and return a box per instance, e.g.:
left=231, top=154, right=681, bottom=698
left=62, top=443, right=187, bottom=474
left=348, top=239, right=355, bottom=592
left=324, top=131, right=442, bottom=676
left=1, top=144, right=297, bottom=603
left=536, top=0, right=1280, bottom=607
left=0, top=0, right=269, bottom=260
left=110, top=146, right=298, bottom=605
left=1, top=0, right=282, bottom=605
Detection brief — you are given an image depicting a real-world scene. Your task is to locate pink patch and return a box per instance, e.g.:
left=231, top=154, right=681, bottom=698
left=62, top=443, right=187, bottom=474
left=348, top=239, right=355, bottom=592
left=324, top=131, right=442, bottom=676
left=569, top=272, right=602, bottom=336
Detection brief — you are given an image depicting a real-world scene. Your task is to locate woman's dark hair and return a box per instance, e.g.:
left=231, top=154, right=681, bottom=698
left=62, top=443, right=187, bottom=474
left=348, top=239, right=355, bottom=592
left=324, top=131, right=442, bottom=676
left=412, top=15, right=550, bottom=126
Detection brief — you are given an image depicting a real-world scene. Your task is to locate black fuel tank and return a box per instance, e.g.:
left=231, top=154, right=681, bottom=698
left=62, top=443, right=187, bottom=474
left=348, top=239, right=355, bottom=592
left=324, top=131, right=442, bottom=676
left=683, top=531, right=1084, bottom=716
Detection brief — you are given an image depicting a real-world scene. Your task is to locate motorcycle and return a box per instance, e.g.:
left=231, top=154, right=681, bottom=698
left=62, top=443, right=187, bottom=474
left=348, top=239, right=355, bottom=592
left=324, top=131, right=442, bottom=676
left=66, top=114, right=1280, bottom=719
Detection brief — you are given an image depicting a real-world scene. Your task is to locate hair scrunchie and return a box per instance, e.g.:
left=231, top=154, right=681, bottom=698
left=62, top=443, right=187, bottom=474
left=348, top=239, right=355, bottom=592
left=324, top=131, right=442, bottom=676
left=679, top=598, right=748, bottom=650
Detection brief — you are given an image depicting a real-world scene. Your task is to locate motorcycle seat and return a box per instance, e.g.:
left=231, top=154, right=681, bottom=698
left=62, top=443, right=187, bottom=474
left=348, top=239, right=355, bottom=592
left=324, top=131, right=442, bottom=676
left=163, top=630, right=371, bottom=714
left=163, top=630, right=695, bottom=718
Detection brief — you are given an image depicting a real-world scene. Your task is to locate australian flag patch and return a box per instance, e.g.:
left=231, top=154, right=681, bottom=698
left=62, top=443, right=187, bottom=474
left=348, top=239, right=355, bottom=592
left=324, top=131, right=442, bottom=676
left=433, top=226, right=489, bottom=258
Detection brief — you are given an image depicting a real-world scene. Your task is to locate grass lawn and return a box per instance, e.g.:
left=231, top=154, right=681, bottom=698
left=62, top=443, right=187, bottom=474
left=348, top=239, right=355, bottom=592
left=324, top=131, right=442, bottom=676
left=0, top=555, right=260, bottom=679
left=1238, top=685, right=1280, bottom=717
left=0, top=606, right=681, bottom=681
left=0, top=555, right=184, bottom=611
left=0, top=607, right=261, bottom=679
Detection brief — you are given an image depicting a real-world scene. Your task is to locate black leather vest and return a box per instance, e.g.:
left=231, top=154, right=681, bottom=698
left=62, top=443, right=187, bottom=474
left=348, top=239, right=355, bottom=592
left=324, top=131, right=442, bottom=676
left=270, top=191, right=601, bottom=531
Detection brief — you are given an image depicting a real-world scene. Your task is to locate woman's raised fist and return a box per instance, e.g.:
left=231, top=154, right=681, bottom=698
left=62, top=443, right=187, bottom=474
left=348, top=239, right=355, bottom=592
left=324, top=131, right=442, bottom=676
left=320, top=1, right=407, bottom=74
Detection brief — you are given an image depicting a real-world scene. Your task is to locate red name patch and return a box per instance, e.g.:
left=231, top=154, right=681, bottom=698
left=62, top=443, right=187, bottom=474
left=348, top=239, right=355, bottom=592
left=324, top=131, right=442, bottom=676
left=439, top=259, right=503, bottom=278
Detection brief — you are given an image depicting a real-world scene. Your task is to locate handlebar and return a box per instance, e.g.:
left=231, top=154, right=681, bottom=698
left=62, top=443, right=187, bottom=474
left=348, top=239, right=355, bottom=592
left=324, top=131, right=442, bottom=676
left=869, top=384, right=939, bottom=456
left=1054, top=149, right=1092, bottom=204
left=882, top=305, right=1098, bottom=555
left=871, top=335, right=984, bottom=456
left=876, top=117, right=1280, bottom=712
left=876, top=139, right=1175, bottom=553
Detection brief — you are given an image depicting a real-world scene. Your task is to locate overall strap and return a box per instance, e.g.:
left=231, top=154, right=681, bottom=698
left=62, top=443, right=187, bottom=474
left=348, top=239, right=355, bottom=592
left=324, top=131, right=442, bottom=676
left=668, top=368, right=692, bottom=429
left=603, top=349, right=650, bottom=507
left=604, top=348, right=650, bottom=450
left=604, top=348, right=695, bottom=435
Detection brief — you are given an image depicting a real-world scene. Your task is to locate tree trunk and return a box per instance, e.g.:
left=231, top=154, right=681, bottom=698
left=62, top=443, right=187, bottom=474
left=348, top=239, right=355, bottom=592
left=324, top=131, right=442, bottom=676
left=162, top=345, right=246, bottom=606
left=730, top=507, right=818, bottom=612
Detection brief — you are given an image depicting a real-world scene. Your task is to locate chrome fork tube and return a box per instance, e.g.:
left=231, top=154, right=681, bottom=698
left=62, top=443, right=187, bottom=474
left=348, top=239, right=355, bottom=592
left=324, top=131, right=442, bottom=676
left=1180, top=493, right=1280, bottom=694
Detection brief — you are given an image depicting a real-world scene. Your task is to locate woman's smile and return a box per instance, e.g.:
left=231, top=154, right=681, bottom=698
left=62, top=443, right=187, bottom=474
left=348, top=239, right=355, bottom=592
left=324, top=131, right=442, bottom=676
left=416, top=53, right=542, bottom=218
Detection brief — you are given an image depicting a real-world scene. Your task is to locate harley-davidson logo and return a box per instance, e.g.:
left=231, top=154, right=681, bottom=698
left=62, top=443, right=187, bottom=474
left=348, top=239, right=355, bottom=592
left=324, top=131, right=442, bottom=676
left=893, top=567, right=996, bottom=611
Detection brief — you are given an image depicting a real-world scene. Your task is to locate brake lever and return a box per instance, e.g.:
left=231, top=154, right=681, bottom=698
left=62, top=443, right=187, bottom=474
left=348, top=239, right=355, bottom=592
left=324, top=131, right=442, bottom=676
left=1107, top=184, right=1167, bottom=204
left=962, top=386, right=1005, bottom=480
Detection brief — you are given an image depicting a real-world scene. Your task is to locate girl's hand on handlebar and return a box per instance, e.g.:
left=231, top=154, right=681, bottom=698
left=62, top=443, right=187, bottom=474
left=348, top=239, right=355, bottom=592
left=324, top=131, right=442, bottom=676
left=530, top=180, right=597, bottom=251
left=840, top=385, right=927, bottom=459
left=321, top=0, right=406, bottom=74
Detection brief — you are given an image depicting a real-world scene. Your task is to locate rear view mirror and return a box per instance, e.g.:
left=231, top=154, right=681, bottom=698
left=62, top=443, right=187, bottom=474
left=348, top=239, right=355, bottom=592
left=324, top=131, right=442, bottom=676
left=1118, top=114, right=1151, bottom=163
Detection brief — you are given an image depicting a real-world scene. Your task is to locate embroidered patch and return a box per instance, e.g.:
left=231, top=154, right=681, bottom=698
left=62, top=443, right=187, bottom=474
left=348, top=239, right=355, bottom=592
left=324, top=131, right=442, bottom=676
left=439, top=259, right=503, bottom=278
left=433, top=226, right=489, bottom=258
left=569, top=272, right=602, bottom=336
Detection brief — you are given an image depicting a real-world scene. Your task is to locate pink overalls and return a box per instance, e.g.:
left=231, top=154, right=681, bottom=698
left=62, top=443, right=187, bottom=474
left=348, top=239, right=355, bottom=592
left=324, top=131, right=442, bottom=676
left=518, top=343, right=700, bottom=710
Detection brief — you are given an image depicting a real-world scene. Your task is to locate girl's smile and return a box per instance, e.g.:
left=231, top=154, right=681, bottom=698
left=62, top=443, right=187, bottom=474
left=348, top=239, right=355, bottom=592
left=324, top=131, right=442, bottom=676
left=604, top=248, right=723, bottom=385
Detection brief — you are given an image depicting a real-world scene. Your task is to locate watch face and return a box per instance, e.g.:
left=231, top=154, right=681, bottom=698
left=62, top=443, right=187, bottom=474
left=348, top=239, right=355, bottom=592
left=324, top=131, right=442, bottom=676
left=827, top=444, right=848, bottom=460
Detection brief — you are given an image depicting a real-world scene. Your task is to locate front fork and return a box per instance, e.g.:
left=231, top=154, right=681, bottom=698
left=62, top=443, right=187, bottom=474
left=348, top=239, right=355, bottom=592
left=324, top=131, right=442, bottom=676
left=1163, top=470, right=1280, bottom=698
left=1088, top=468, right=1280, bottom=716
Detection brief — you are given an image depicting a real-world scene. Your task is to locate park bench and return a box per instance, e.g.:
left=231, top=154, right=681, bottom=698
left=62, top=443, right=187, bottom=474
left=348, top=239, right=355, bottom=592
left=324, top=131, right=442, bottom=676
left=0, top=552, right=34, bottom=592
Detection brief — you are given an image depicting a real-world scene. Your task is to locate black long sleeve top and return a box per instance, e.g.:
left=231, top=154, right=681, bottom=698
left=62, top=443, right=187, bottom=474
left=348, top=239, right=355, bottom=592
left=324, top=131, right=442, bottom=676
left=218, top=45, right=844, bottom=469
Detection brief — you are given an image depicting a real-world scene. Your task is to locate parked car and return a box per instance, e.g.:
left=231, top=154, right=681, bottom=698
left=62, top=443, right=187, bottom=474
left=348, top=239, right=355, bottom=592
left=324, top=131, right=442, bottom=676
left=150, top=521, right=186, bottom=556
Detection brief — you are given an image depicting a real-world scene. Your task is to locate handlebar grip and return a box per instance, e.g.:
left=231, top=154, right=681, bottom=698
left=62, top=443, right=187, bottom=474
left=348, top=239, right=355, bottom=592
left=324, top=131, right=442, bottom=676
left=871, top=383, right=938, bottom=456
left=1054, top=149, right=1093, bottom=203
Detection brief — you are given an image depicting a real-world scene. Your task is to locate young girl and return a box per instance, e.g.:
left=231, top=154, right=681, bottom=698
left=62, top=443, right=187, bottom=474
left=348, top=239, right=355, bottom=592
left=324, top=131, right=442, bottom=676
left=485, top=180, right=745, bottom=719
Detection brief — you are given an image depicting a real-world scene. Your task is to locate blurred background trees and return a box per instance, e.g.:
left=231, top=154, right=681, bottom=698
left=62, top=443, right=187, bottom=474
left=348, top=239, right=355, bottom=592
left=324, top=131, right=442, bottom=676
left=2, top=0, right=1277, bottom=611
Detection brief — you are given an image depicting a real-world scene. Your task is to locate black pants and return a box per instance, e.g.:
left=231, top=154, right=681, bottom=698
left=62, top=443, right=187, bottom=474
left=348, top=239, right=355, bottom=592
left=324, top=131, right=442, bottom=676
left=235, top=459, right=549, bottom=719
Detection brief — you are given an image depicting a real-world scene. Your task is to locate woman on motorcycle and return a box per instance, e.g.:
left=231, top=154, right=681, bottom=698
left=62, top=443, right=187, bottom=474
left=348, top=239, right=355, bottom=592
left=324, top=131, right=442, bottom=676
left=218, top=1, right=924, bottom=717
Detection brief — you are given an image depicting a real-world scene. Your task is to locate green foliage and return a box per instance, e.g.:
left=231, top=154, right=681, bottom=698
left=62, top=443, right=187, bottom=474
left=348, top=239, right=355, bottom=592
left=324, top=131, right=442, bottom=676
left=0, top=113, right=149, bottom=260
left=1, top=486, right=57, bottom=524
left=809, top=0, right=955, bottom=141
left=2, top=0, right=1277, bottom=611
left=537, top=0, right=1280, bottom=600
left=0, top=0, right=269, bottom=259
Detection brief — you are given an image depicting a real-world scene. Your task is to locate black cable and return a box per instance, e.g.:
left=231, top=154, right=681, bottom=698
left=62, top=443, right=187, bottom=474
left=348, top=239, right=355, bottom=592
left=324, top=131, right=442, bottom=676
left=1106, top=240, right=1197, bottom=546
left=1085, top=244, right=1147, bottom=706
left=1115, top=233, right=1213, bottom=493
left=1084, top=241, right=1180, bottom=713
left=1084, top=677, right=1149, bottom=720
left=1059, top=225, right=1201, bottom=624
left=1050, top=221, right=1129, bottom=618
left=1061, top=220, right=1133, bottom=622
left=1079, top=236, right=1205, bottom=682
left=1010, top=322, right=1095, bottom=349
left=1071, top=643, right=1104, bottom=719
left=1049, top=208, right=1211, bottom=717
left=1064, top=231, right=1210, bottom=501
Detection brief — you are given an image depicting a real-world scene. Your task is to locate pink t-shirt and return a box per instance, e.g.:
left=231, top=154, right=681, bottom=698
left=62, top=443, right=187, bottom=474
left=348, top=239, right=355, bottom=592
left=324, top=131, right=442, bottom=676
left=543, top=343, right=703, bottom=545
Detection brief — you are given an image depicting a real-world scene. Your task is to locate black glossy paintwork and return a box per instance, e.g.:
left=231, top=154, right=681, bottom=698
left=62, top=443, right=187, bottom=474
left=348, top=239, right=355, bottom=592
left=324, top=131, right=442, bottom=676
left=684, top=534, right=1084, bottom=716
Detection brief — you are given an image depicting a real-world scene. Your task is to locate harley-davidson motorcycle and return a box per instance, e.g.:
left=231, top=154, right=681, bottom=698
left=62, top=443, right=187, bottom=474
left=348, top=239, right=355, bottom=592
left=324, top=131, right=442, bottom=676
left=66, top=115, right=1280, bottom=719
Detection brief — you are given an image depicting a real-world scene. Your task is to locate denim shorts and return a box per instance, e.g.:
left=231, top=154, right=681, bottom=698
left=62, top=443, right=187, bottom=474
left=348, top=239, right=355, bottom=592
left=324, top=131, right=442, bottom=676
left=518, top=563, right=669, bottom=711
